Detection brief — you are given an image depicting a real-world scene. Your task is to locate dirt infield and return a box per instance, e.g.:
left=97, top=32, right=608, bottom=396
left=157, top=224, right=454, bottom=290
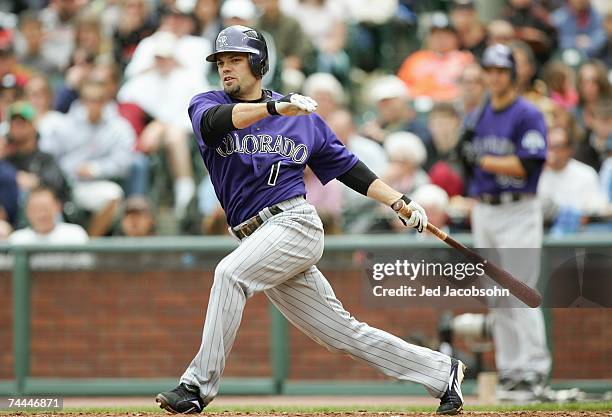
left=2, top=412, right=612, bottom=417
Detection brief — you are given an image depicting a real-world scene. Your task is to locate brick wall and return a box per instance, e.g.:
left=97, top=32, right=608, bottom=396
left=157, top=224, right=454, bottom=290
left=0, top=264, right=610, bottom=380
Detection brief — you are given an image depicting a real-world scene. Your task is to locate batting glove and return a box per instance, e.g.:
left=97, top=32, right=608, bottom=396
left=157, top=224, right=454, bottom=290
left=391, top=196, right=428, bottom=233
left=267, top=93, right=318, bottom=116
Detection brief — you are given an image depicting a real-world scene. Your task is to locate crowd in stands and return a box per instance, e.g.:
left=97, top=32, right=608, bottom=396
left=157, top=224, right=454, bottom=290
left=0, top=0, right=610, bottom=241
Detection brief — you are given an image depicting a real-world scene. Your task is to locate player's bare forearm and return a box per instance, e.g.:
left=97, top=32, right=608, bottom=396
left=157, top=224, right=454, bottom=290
left=479, top=155, right=527, bottom=177
left=366, top=179, right=403, bottom=206
left=232, top=103, right=270, bottom=129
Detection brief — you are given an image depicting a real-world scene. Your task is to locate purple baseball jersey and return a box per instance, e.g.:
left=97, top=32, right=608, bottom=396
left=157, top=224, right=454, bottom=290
left=189, top=90, right=358, bottom=227
left=468, top=97, right=547, bottom=197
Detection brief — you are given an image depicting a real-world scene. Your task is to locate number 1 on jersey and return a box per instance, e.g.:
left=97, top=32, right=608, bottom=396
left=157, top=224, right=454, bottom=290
left=268, top=161, right=281, bottom=186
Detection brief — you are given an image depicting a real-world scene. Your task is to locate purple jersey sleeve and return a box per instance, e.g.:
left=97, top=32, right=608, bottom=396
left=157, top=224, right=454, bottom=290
left=514, top=107, right=547, bottom=160
left=188, top=91, right=230, bottom=148
left=307, top=114, right=358, bottom=185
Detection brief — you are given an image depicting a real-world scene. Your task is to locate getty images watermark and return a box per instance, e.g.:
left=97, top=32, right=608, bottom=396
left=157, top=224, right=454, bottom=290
left=372, top=259, right=510, bottom=297
left=362, top=247, right=612, bottom=309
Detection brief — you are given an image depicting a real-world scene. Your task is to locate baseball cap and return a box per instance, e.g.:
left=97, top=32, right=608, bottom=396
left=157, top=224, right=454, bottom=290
left=429, top=12, right=456, bottom=33
left=481, top=44, right=514, bottom=69
left=152, top=31, right=177, bottom=59
left=7, top=101, right=36, bottom=122
left=369, top=75, right=410, bottom=103
left=160, top=4, right=191, bottom=16
left=125, top=196, right=152, bottom=214
left=221, top=0, right=257, bottom=21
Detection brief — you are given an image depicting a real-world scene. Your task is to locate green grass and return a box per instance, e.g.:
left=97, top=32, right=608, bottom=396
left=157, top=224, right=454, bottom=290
left=1, top=402, right=610, bottom=414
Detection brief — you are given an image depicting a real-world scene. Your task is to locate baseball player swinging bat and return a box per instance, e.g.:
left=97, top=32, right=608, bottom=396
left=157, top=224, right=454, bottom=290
left=156, top=25, right=468, bottom=415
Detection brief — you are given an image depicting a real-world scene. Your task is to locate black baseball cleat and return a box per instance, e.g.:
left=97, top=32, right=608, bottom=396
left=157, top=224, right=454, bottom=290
left=436, top=358, right=466, bottom=415
left=156, top=383, right=204, bottom=414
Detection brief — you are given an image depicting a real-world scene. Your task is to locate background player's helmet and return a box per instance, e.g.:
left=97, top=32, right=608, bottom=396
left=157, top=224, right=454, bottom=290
left=206, top=25, right=269, bottom=78
left=481, top=44, right=516, bottom=80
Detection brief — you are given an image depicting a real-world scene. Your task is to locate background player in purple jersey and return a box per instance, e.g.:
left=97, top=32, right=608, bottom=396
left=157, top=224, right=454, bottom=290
left=156, top=25, right=466, bottom=415
left=459, top=44, right=551, bottom=401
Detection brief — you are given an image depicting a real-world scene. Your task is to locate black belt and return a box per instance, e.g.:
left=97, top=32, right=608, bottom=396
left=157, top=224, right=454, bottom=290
left=479, top=192, right=533, bottom=206
left=232, top=205, right=284, bottom=240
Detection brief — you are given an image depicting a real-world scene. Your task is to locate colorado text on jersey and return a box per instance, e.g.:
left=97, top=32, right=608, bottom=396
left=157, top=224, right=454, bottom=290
left=215, top=132, right=309, bottom=163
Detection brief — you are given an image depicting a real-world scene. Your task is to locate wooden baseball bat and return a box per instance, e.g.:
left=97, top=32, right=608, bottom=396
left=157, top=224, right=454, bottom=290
left=425, top=223, right=542, bottom=308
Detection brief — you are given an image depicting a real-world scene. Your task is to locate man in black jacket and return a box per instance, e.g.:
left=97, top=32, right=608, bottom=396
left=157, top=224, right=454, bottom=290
left=4, top=101, right=70, bottom=204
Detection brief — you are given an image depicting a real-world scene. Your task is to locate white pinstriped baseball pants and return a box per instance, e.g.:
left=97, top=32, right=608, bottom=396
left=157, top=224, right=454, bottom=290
left=181, top=197, right=451, bottom=405
left=471, top=197, right=551, bottom=381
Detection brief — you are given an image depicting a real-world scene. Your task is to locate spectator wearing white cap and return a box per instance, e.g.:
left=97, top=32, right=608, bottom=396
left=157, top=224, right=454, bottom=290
left=360, top=75, right=431, bottom=145
left=302, top=72, right=345, bottom=122
left=219, top=0, right=279, bottom=89
left=118, top=31, right=206, bottom=220
left=220, top=0, right=257, bottom=24
left=125, top=5, right=212, bottom=83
